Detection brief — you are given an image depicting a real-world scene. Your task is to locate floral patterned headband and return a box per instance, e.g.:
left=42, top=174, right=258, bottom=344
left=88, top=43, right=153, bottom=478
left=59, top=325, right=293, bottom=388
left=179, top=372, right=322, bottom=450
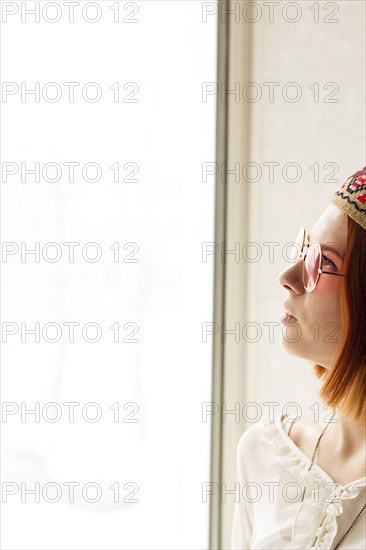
left=330, top=166, right=366, bottom=230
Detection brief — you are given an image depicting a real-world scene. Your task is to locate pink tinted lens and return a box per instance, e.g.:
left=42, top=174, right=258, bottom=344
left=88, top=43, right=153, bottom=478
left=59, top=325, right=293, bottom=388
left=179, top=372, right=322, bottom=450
left=303, top=242, right=321, bottom=291
left=290, top=229, right=304, bottom=261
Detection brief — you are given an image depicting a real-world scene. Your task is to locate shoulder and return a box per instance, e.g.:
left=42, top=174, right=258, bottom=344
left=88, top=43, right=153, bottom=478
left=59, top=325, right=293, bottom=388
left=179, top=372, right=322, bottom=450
left=235, top=413, right=292, bottom=481
left=235, top=420, right=267, bottom=480
left=236, top=412, right=278, bottom=458
left=235, top=411, right=320, bottom=457
left=286, top=413, right=320, bottom=446
left=236, top=418, right=265, bottom=454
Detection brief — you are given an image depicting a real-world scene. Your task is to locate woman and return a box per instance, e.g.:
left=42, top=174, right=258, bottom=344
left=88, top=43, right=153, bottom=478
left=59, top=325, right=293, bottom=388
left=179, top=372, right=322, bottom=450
left=231, top=167, right=366, bottom=549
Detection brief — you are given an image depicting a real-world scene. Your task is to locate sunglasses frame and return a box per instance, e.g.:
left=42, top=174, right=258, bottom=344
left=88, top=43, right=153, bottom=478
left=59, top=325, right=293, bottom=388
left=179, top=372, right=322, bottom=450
left=293, top=226, right=348, bottom=293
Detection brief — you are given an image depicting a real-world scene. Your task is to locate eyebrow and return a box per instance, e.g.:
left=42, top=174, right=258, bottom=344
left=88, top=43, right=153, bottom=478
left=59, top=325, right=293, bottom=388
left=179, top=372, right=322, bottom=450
left=307, top=233, right=343, bottom=259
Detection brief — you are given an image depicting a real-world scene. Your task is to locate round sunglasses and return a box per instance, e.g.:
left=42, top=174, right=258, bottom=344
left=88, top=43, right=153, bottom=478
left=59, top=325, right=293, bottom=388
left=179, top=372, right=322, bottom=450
left=289, top=227, right=348, bottom=293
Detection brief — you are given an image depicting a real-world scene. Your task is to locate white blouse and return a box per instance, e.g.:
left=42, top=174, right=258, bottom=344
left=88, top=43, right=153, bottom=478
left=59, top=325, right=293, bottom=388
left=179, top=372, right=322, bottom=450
left=230, top=412, right=366, bottom=549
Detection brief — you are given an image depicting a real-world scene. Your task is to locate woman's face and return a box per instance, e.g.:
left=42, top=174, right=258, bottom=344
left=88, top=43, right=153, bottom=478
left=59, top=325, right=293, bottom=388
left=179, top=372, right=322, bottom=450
left=277, top=204, right=348, bottom=370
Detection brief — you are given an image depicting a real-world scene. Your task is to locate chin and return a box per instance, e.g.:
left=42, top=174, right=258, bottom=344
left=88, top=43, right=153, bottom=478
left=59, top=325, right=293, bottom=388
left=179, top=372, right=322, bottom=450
left=279, top=338, right=302, bottom=357
left=280, top=338, right=332, bottom=368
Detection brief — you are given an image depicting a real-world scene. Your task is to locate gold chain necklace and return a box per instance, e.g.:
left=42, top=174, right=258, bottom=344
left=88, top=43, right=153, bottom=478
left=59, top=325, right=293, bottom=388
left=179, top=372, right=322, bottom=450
left=295, top=409, right=366, bottom=549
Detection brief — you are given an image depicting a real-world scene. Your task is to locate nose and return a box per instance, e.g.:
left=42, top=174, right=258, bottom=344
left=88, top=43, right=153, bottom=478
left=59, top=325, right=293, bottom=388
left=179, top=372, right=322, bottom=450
left=277, top=258, right=305, bottom=294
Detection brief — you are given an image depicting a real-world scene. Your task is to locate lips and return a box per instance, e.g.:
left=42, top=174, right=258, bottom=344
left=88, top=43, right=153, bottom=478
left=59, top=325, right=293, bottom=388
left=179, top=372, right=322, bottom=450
left=282, top=304, right=298, bottom=321
left=280, top=312, right=298, bottom=325
left=285, top=311, right=297, bottom=321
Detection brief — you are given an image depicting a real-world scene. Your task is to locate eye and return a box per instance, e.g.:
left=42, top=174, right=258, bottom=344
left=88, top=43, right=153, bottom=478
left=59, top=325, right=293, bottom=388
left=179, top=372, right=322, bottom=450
left=322, top=254, right=336, bottom=269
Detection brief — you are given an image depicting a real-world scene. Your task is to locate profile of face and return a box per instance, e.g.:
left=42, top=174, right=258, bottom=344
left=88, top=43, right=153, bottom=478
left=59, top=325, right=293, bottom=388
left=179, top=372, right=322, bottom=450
left=277, top=204, right=348, bottom=370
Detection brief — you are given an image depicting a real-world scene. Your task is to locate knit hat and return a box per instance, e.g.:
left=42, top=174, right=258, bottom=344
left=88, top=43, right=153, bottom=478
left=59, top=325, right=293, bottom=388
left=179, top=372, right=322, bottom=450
left=330, top=166, right=366, bottom=230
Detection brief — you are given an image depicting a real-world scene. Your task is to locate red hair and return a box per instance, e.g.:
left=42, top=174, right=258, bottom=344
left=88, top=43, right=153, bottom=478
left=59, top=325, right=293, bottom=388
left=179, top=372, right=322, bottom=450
left=312, top=215, right=366, bottom=431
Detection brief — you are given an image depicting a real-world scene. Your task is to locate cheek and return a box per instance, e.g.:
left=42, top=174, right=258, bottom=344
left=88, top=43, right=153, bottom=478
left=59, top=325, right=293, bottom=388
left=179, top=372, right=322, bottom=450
left=306, top=281, right=342, bottom=334
left=313, top=266, right=344, bottom=302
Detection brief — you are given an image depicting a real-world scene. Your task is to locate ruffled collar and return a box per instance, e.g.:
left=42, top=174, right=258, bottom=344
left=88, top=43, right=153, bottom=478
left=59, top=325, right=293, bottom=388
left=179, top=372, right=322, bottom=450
left=263, top=412, right=366, bottom=549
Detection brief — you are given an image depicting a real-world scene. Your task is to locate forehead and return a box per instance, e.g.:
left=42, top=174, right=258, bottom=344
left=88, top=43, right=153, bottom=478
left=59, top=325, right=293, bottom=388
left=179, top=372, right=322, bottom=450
left=309, top=204, right=347, bottom=255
